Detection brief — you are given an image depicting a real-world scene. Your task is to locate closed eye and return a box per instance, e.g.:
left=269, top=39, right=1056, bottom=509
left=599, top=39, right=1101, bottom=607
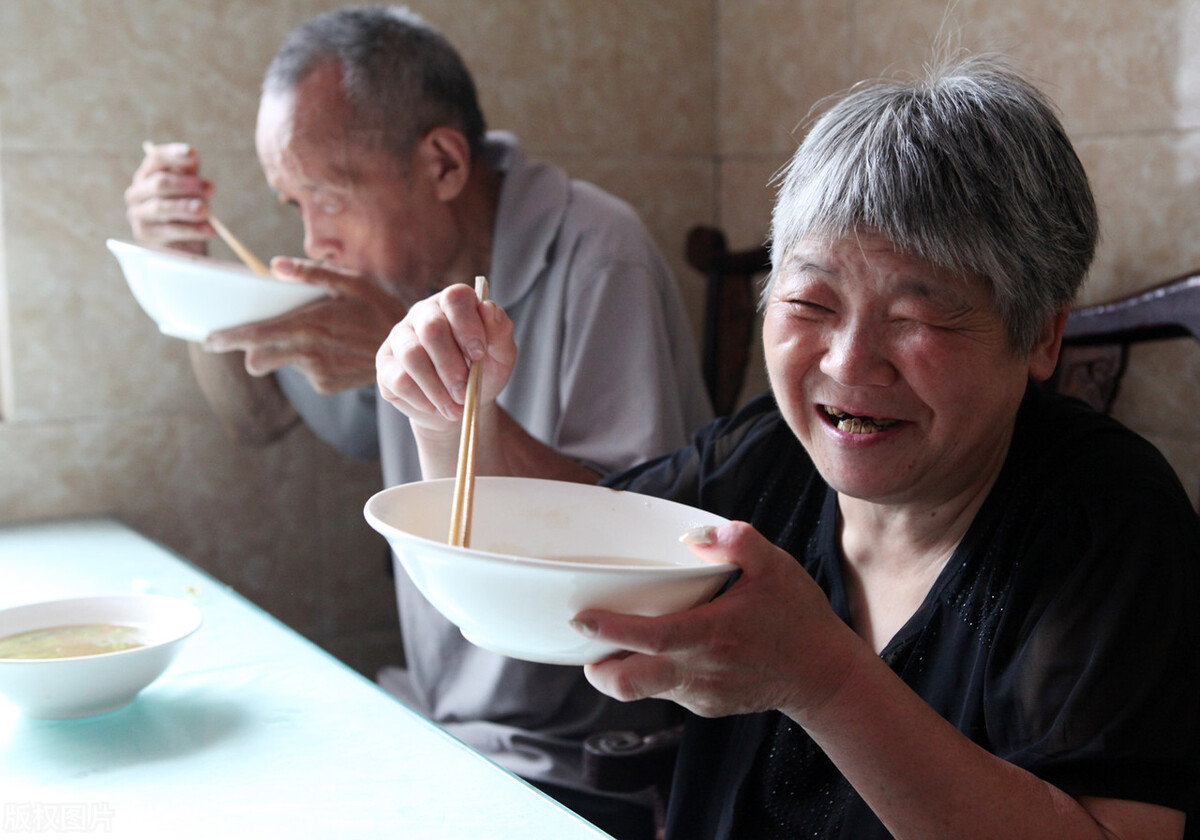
left=785, top=298, right=833, bottom=315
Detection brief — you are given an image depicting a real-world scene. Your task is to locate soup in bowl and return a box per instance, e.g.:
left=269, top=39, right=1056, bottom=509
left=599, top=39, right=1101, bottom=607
left=0, top=594, right=202, bottom=719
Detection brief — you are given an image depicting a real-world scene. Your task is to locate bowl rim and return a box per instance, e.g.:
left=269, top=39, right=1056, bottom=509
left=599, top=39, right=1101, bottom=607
left=363, top=477, right=738, bottom=575
left=0, top=593, right=203, bottom=664
left=107, top=237, right=259, bottom=277
left=106, top=238, right=324, bottom=294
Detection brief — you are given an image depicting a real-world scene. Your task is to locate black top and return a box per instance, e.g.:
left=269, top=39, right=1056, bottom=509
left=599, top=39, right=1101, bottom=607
left=604, top=386, right=1200, bottom=840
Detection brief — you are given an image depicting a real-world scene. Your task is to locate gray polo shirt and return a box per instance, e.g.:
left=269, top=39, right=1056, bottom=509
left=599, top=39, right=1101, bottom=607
left=281, top=131, right=712, bottom=791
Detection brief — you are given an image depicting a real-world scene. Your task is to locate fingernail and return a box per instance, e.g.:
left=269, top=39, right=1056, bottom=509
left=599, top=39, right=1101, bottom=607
left=679, top=526, right=717, bottom=546
left=187, top=199, right=204, bottom=213
left=569, top=618, right=597, bottom=638
left=465, top=339, right=485, bottom=361
left=273, top=257, right=295, bottom=275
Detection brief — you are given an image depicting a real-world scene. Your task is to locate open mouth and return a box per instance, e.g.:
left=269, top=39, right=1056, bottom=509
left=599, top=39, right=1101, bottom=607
left=822, top=405, right=901, bottom=435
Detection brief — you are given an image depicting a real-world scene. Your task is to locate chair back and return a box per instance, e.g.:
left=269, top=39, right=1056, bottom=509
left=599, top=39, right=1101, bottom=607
left=1049, top=270, right=1200, bottom=513
left=687, top=226, right=771, bottom=416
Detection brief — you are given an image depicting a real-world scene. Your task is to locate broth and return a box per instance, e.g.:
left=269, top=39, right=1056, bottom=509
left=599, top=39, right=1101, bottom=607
left=0, top=623, right=148, bottom=660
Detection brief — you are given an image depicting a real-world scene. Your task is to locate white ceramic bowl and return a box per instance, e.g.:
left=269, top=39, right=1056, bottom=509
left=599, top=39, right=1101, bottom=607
left=0, top=594, right=202, bottom=719
left=106, top=238, right=327, bottom=341
left=364, top=477, right=736, bottom=665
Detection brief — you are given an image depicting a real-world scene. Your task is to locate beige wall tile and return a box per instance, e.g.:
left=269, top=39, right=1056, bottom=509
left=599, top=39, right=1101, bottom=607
left=719, top=155, right=784, bottom=249
left=1075, top=132, right=1200, bottom=303
left=0, top=146, right=301, bottom=423
left=852, top=0, right=1189, bottom=136
left=718, top=0, right=855, bottom=155
left=1, top=149, right=203, bottom=421
left=422, top=0, right=716, bottom=156
left=0, top=0, right=345, bottom=153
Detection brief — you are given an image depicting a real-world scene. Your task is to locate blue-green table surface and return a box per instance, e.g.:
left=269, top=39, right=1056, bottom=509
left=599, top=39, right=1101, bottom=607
left=0, top=517, right=613, bottom=839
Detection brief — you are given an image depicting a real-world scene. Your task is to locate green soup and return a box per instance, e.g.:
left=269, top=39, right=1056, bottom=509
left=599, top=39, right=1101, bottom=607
left=0, top=623, right=148, bottom=659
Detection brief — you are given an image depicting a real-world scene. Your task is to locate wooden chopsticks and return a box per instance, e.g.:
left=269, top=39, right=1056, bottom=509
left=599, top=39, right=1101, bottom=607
left=447, top=275, right=490, bottom=547
left=208, top=215, right=271, bottom=276
left=141, top=140, right=270, bottom=276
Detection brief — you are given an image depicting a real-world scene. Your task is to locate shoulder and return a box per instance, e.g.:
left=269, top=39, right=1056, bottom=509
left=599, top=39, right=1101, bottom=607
left=1008, top=387, right=1197, bottom=536
left=988, top=387, right=1200, bottom=656
left=603, top=393, right=809, bottom=514
left=960, top=392, right=1200, bottom=806
left=549, top=171, right=665, bottom=269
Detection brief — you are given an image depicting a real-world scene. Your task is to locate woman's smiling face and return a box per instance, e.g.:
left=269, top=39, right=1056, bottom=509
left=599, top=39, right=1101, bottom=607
left=763, top=232, right=1061, bottom=509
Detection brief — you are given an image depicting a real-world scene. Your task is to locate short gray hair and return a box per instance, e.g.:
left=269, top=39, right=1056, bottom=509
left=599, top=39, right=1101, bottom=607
left=769, top=55, right=1098, bottom=353
left=264, top=5, right=487, bottom=161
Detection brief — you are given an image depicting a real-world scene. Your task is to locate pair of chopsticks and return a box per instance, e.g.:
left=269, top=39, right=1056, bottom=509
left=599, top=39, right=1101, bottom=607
left=142, top=141, right=270, bottom=276
left=447, top=275, right=490, bottom=548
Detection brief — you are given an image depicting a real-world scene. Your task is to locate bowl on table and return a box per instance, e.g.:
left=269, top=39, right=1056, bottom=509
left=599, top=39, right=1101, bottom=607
left=106, top=238, right=327, bottom=342
left=0, top=594, right=202, bottom=719
left=364, top=477, right=737, bottom=665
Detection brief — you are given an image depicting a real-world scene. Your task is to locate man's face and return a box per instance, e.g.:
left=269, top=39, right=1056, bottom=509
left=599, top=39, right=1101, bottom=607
left=255, top=62, right=454, bottom=305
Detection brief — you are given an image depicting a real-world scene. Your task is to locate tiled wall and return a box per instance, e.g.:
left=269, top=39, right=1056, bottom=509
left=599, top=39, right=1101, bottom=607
left=0, top=0, right=1196, bottom=677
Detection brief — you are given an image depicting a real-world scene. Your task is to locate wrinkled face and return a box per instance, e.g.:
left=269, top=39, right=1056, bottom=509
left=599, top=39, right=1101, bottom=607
left=763, top=233, right=1057, bottom=509
left=255, top=63, right=453, bottom=305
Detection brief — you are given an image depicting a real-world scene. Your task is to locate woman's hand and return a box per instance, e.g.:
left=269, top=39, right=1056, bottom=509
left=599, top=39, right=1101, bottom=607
left=574, top=521, right=863, bottom=720
left=376, top=282, right=517, bottom=434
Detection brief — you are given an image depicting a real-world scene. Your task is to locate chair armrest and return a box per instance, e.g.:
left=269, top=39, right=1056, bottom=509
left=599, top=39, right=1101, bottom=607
left=582, top=725, right=684, bottom=794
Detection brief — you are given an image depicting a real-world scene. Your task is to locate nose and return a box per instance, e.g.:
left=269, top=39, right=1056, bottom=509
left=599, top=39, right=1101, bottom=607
left=301, top=212, right=342, bottom=264
left=819, top=321, right=896, bottom=387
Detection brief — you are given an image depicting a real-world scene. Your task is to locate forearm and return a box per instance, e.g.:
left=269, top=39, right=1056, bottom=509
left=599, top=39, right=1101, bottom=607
left=791, top=635, right=1173, bottom=840
left=413, top=403, right=600, bottom=484
left=187, top=343, right=300, bottom=446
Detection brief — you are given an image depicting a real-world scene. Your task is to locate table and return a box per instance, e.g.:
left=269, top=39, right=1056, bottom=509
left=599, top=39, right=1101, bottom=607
left=0, top=517, right=614, bottom=839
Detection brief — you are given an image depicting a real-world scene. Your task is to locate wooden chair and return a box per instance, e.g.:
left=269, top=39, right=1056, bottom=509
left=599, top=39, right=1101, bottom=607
left=688, top=226, right=771, bottom=417
left=1050, top=269, right=1200, bottom=411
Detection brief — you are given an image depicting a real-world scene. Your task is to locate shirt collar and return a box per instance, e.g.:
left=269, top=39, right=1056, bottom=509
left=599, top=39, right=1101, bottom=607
left=483, top=131, right=570, bottom=307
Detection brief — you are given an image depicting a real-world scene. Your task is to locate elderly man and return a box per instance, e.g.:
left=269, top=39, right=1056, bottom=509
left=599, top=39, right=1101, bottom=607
left=125, top=7, right=711, bottom=838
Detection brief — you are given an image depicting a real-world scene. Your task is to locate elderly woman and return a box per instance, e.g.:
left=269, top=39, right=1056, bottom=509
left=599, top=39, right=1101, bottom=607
left=377, top=56, right=1199, bottom=839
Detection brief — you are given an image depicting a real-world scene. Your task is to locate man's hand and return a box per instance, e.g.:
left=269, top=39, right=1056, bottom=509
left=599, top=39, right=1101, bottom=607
left=204, top=257, right=410, bottom=393
left=125, top=142, right=215, bottom=252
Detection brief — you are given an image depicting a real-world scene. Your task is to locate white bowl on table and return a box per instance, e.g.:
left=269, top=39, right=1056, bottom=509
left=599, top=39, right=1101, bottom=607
left=364, top=477, right=737, bottom=666
left=0, top=594, right=202, bottom=719
left=106, top=238, right=326, bottom=342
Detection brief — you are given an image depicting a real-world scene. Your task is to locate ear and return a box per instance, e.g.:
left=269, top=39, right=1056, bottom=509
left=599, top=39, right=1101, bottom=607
left=1027, top=306, right=1069, bottom=383
left=415, top=126, right=472, bottom=203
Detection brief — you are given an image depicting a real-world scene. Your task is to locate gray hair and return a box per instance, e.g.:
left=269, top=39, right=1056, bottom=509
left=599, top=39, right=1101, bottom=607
left=768, top=55, right=1098, bottom=353
left=264, top=5, right=487, bottom=161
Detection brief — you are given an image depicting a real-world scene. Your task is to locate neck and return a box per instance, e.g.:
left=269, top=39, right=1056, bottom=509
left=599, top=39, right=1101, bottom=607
left=838, top=490, right=983, bottom=575
left=442, top=158, right=503, bottom=286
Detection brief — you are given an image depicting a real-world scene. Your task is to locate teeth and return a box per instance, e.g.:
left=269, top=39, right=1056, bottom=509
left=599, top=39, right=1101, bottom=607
left=823, top=405, right=899, bottom=434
